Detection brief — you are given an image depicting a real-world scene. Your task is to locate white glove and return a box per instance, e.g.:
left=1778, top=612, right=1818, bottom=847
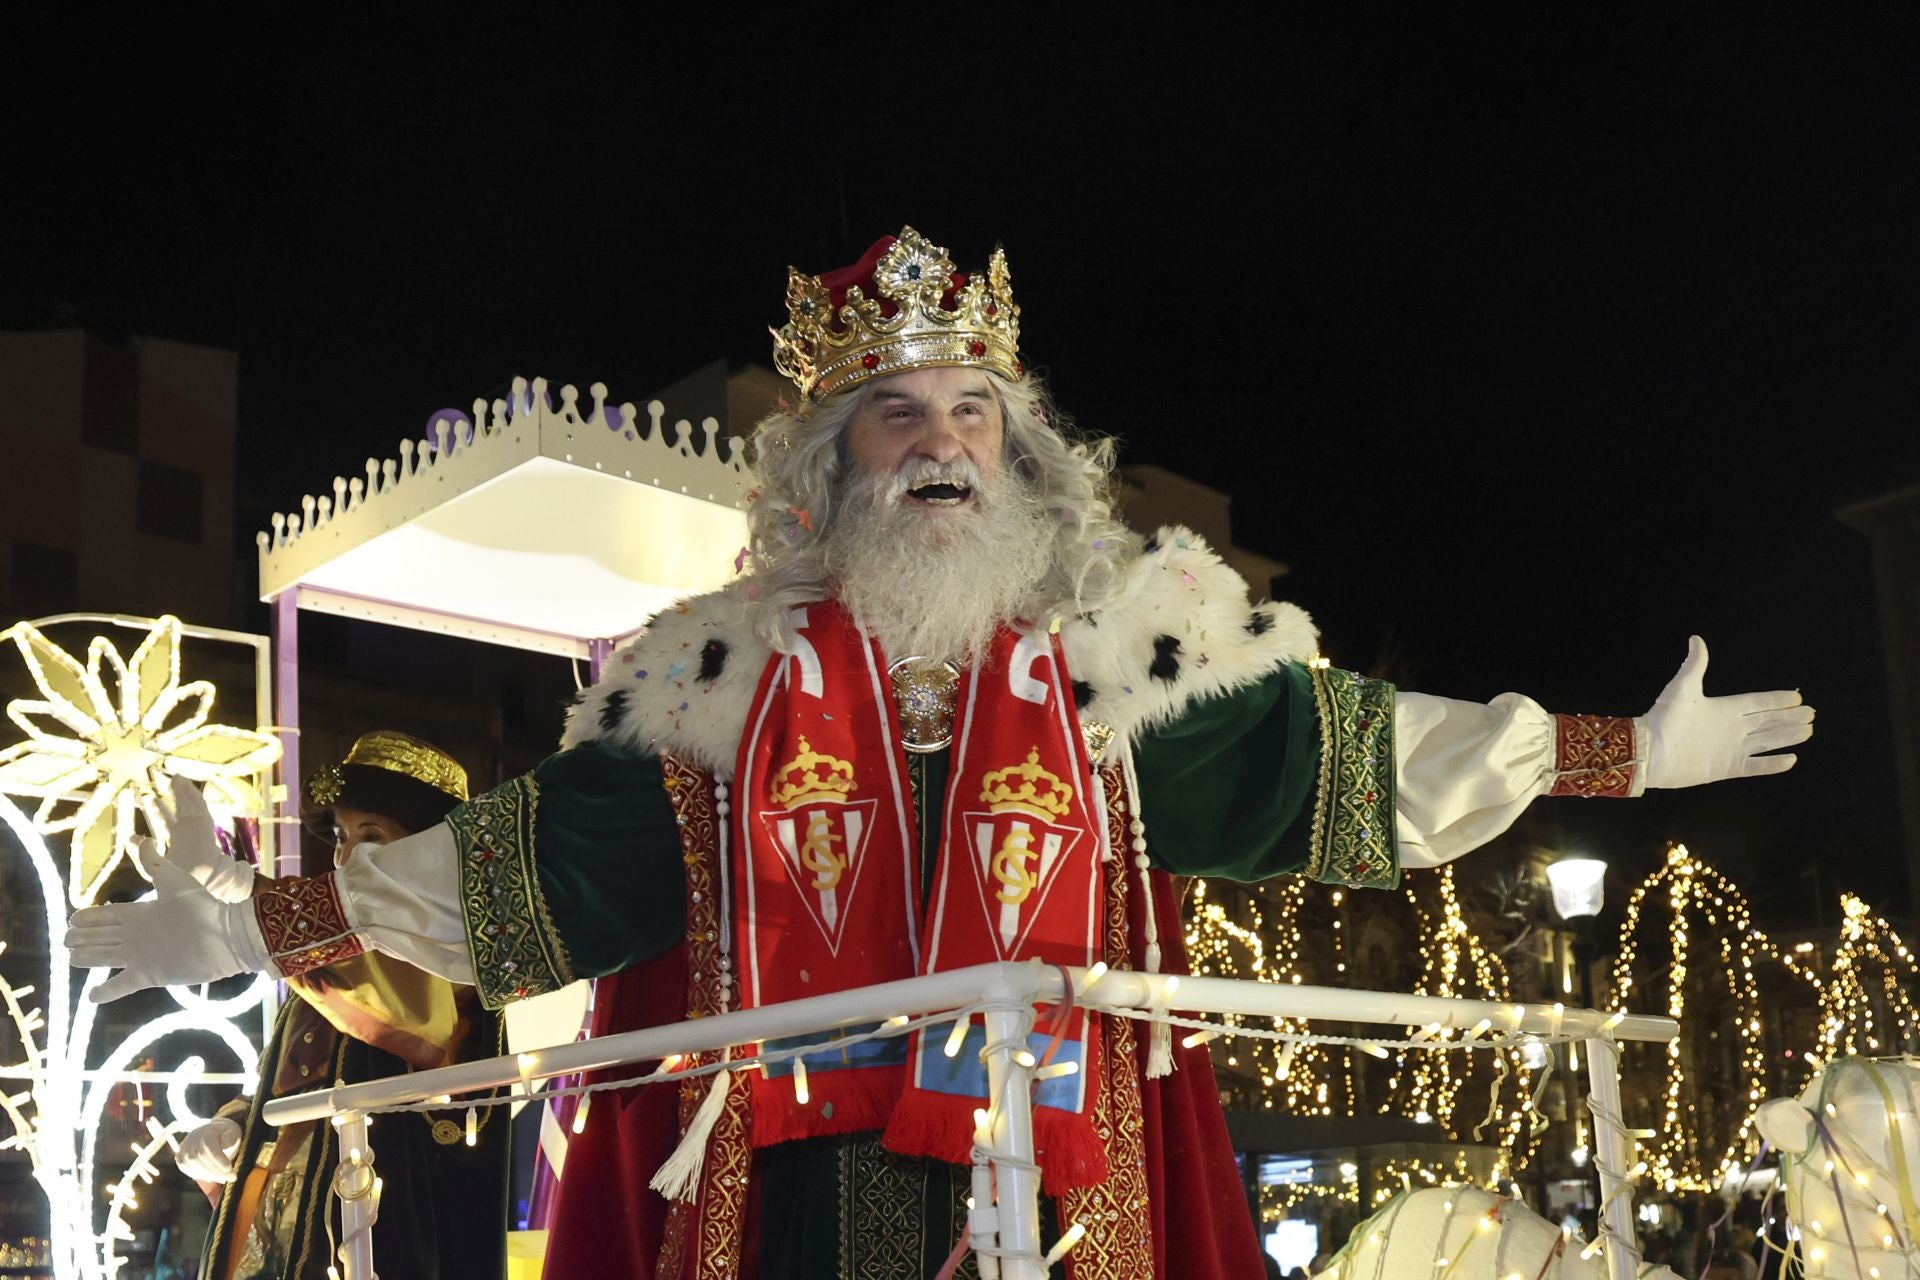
left=176, top=1116, right=244, bottom=1184
left=64, top=857, right=269, bottom=1002
left=143, top=776, right=255, bottom=904
left=1642, top=636, right=1814, bottom=789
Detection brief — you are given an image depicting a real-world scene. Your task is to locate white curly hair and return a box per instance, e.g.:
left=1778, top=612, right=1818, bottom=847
left=742, top=370, right=1138, bottom=654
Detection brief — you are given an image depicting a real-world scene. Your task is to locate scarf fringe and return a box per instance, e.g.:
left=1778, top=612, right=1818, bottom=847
left=748, top=1067, right=902, bottom=1147
left=882, top=1091, right=1110, bottom=1196
left=1032, top=1106, right=1110, bottom=1193
left=1147, top=1022, right=1175, bottom=1079
left=649, top=1067, right=732, bottom=1203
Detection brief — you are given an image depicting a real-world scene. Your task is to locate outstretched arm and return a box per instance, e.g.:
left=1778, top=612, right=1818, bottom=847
left=1133, top=636, right=1812, bottom=887
left=1400, top=634, right=1811, bottom=866
left=68, top=742, right=688, bottom=1004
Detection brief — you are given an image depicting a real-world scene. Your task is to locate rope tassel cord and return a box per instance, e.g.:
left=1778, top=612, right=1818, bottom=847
left=1121, top=747, right=1175, bottom=1080
left=649, top=1064, right=734, bottom=1203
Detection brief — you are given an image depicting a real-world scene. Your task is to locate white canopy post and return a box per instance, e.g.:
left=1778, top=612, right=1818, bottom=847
left=1585, top=1034, right=1641, bottom=1280
left=981, top=983, right=1044, bottom=1280
left=333, top=1110, right=378, bottom=1280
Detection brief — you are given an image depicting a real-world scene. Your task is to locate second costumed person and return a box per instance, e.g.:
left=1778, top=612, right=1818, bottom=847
left=171, top=732, right=511, bottom=1280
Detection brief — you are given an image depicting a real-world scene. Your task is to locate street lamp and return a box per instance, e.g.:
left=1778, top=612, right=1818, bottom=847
left=1545, top=854, right=1608, bottom=1226
left=1545, top=858, right=1608, bottom=924
left=1545, top=856, right=1606, bottom=1010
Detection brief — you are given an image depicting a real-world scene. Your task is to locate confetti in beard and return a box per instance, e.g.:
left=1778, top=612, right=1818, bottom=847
left=824, top=456, right=1054, bottom=666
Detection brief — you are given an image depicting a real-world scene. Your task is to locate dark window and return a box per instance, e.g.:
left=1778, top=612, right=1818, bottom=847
left=82, top=339, right=139, bottom=453
left=7, top=539, right=79, bottom=612
left=136, top=460, right=203, bottom=543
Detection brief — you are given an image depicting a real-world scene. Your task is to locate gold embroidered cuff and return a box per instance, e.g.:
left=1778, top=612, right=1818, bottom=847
left=254, top=872, right=366, bottom=976
left=1306, top=666, right=1400, bottom=890
left=449, top=776, right=574, bottom=1009
left=1548, top=714, right=1638, bottom=799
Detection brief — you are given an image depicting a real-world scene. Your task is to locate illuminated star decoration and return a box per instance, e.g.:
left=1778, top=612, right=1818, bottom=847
left=0, top=615, right=282, bottom=906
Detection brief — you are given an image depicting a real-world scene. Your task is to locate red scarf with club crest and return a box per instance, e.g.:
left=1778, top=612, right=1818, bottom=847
left=733, top=602, right=1107, bottom=1190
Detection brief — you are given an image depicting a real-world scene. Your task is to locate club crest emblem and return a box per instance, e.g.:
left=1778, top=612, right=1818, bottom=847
left=758, top=736, right=877, bottom=953
left=963, top=748, right=1084, bottom=956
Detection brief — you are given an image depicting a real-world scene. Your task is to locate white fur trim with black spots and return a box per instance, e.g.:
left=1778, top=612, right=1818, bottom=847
left=560, top=525, right=1316, bottom=771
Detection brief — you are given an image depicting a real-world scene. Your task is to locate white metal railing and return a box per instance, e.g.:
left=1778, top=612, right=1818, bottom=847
left=263, top=962, right=1677, bottom=1280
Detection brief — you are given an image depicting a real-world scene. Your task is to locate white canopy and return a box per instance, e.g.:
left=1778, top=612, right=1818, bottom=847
left=257, top=377, right=751, bottom=658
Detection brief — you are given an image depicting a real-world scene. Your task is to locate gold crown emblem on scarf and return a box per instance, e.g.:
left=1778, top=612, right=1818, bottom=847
left=980, top=749, right=1072, bottom=819
left=771, top=226, right=1022, bottom=401
left=769, top=736, right=857, bottom=807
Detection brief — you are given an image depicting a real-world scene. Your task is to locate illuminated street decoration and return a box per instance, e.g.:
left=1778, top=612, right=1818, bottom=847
left=1610, top=842, right=1772, bottom=1192
left=1185, top=871, right=1536, bottom=1180
left=0, top=616, right=275, bottom=1278
left=1780, top=892, right=1920, bottom=1063
left=0, top=615, right=281, bottom=906
left=1383, top=868, right=1534, bottom=1173
left=0, top=790, right=269, bottom=1279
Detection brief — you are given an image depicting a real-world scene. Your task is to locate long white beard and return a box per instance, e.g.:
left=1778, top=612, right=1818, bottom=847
left=823, top=458, right=1054, bottom=665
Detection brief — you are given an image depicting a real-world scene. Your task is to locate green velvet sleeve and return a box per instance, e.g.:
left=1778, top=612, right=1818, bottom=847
left=445, top=741, right=687, bottom=1008
left=1131, top=663, right=1401, bottom=890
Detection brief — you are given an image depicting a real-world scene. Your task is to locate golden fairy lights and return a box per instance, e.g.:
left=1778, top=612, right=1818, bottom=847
left=1184, top=869, right=1537, bottom=1180
left=1187, top=837, right=1920, bottom=1218
left=1780, top=892, right=1920, bottom=1063
left=1607, top=843, right=1773, bottom=1191
left=1605, top=844, right=1920, bottom=1193
left=1187, top=876, right=1350, bottom=1116
left=1381, top=868, right=1533, bottom=1169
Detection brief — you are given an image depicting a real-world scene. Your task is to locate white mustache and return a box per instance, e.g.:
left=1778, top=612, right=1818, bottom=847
left=884, top=458, right=984, bottom=502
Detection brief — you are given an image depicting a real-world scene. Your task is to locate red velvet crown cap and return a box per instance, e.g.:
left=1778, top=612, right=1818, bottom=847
left=772, top=225, right=1014, bottom=398
left=818, top=235, right=968, bottom=326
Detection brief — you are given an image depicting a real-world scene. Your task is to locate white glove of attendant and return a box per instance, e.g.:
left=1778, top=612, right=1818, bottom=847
left=1641, top=636, right=1814, bottom=788
left=64, top=857, right=269, bottom=1002
left=142, top=776, right=255, bottom=904
left=175, top=1116, right=244, bottom=1184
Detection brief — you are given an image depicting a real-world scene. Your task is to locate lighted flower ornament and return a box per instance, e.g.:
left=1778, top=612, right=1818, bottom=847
left=0, top=615, right=281, bottom=906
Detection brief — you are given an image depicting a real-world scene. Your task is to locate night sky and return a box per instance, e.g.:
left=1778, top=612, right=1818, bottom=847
left=8, top=15, right=1916, bottom=921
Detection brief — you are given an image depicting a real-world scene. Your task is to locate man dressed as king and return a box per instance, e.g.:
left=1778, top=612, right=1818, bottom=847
left=69, top=227, right=1815, bottom=1279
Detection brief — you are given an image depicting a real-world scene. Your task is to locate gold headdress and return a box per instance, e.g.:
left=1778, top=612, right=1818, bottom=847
left=771, top=226, right=1022, bottom=400
left=307, top=730, right=469, bottom=806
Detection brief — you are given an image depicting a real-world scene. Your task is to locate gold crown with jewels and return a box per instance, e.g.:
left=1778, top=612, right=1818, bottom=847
left=769, top=736, right=858, bottom=808
left=771, top=226, right=1022, bottom=400
left=980, top=748, right=1072, bottom=819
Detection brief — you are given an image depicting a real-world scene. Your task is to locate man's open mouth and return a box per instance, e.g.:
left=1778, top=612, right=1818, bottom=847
left=906, top=481, right=973, bottom=506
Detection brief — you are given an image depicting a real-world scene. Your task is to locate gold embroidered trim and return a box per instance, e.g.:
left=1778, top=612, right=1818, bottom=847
left=1306, top=666, right=1400, bottom=890
left=657, top=755, right=751, bottom=1280
left=449, top=776, right=574, bottom=1009
left=1058, top=762, right=1156, bottom=1276
left=254, top=872, right=365, bottom=976
left=1548, top=713, right=1638, bottom=798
